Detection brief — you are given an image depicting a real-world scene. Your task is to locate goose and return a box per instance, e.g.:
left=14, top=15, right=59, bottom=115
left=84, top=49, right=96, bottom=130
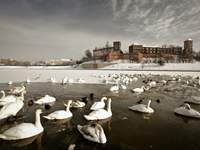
left=77, top=123, right=107, bottom=144
left=0, top=93, right=24, bottom=120
left=129, top=100, right=154, bottom=113
left=70, top=100, right=85, bottom=108
left=43, top=100, right=72, bottom=120
left=174, top=103, right=200, bottom=118
left=0, top=109, right=43, bottom=140
left=9, top=85, right=26, bottom=95
left=132, top=86, right=149, bottom=94
left=90, top=97, right=107, bottom=110
left=109, top=85, right=119, bottom=92
left=34, top=95, right=56, bottom=105
left=84, top=98, right=112, bottom=121
left=0, top=91, right=25, bottom=106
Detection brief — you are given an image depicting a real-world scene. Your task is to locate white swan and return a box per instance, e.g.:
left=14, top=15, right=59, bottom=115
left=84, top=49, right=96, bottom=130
left=68, top=78, right=74, bottom=84
left=0, top=91, right=24, bottom=106
left=129, top=100, right=154, bottom=113
left=70, top=100, right=85, bottom=108
left=148, top=81, right=157, bottom=88
left=9, top=85, right=26, bottom=95
left=187, top=96, right=200, bottom=104
left=43, top=100, right=72, bottom=120
left=84, top=98, right=112, bottom=121
left=109, top=85, right=119, bottom=92
left=26, top=78, right=31, bottom=84
left=50, top=77, right=56, bottom=83
left=0, top=94, right=24, bottom=120
left=8, top=81, right=13, bottom=85
left=77, top=123, right=107, bottom=144
left=132, top=86, right=146, bottom=94
left=174, top=103, right=200, bottom=118
left=34, top=95, right=56, bottom=105
left=0, top=109, right=43, bottom=140
left=62, top=76, right=68, bottom=85
left=77, top=78, right=86, bottom=83
left=90, top=97, right=107, bottom=110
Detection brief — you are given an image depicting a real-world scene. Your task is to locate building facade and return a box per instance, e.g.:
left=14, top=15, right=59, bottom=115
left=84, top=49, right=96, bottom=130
left=129, top=39, right=193, bottom=63
left=93, top=41, right=123, bottom=61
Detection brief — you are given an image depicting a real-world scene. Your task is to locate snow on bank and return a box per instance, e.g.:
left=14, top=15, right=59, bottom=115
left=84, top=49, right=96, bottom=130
left=101, top=63, right=200, bottom=71
left=0, top=68, right=200, bottom=84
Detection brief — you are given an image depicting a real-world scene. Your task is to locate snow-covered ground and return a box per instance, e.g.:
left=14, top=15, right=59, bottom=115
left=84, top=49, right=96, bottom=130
left=101, top=62, right=200, bottom=71
left=0, top=68, right=200, bottom=84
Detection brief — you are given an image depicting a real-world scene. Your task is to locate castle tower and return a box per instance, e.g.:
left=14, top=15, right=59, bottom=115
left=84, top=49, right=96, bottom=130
left=183, top=38, right=193, bottom=62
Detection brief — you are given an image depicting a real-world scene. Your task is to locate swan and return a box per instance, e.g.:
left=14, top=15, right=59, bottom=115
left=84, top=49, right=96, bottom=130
left=0, top=93, right=24, bottom=120
left=68, top=78, right=74, bottom=84
left=148, top=81, right=157, bottom=88
left=120, top=84, right=127, bottom=90
left=0, top=109, right=43, bottom=140
left=9, top=85, right=26, bottom=95
left=0, top=91, right=25, bottom=106
left=77, top=123, right=107, bottom=144
left=77, top=78, right=86, bottom=83
left=187, top=96, right=200, bottom=104
left=90, top=97, right=107, bottom=110
left=26, top=78, right=31, bottom=84
left=70, top=100, right=85, bottom=108
left=109, top=85, right=119, bottom=92
left=84, top=98, right=112, bottom=121
left=129, top=100, right=154, bottom=113
left=43, top=100, right=72, bottom=120
left=50, top=77, right=56, bottom=83
left=68, top=144, right=76, bottom=150
left=174, top=103, right=200, bottom=118
left=132, top=86, right=149, bottom=94
left=8, top=81, right=13, bottom=85
left=34, top=95, right=56, bottom=105
left=62, top=76, right=68, bottom=85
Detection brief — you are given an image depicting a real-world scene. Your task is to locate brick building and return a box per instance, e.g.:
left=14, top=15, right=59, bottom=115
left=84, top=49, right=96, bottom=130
left=93, top=41, right=123, bottom=61
left=129, top=39, right=193, bottom=63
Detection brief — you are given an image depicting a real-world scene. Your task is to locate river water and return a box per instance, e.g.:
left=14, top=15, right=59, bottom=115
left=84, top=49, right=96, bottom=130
left=0, top=68, right=200, bottom=150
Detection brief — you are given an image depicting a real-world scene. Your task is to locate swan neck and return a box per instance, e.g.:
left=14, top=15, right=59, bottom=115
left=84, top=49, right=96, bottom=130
left=107, top=100, right=112, bottom=113
left=1, top=91, right=5, bottom=98
left=66, top=102, right=71, bottom=112
left=35, top=112, right=43, bottom=129
left=147, top=101, right=151, bottom=108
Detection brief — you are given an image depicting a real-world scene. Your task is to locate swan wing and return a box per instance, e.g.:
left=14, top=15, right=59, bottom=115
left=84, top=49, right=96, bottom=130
left=175, top=107, right=200, bottom=118
left=90, top=102, right=105, bottom=110
left=0, top=123, right=41, bottom=140
left=129, top=104, right=153, bottom=113
left=44, top=110, right=72, bottom=120
left=85, top=109, right=111, bottom=120
left=0, top=101, right=24, bottom=120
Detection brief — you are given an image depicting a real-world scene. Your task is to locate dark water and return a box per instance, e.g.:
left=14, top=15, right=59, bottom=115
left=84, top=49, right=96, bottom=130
left=0, top=78, right=200, bottom=150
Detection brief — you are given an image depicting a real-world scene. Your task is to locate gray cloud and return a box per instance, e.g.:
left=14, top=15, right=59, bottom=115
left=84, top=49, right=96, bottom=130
left=0, top=0, right=200, bottom=61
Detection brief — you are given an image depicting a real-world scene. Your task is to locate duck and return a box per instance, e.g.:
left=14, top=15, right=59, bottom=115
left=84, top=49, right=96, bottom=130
left=174, top=103, right=200, bottom=118
left=129, top=100, right=154, bottom=113
left=109, top=85, right=119, bottom=92
left=70, top=100, right=85, bottom=108
left=0, top=91, right=25, bottom=106
left=43, top=100, right=72, bottom=120
left=77, top=123, right=107, bottom=144
left=0, top=93, right=24, bottom=120
left=84, top=98, right=112, bottom=121
left=34, top=95, right=56, bottom=105
left=0, top=109, right=43, bottom=140
left=90, top=97, right=107, bottom=110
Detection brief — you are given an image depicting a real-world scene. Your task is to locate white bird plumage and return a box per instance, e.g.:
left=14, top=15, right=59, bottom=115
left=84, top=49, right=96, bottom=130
left=0, top=109, right=43, bottom=140
left=77, top=123, right=107, bottom=144
left=43, top=100, right=73, bottom=120
left=174, top=103, right=200, bottom=118
left=90, top=97, right=107, bottom=110
left=84, top=98, right=112, bottom=121
left=109, top=85, right=119, bottom=92
left=70, top=100, right=86, bottom=108
left=129, top=100, right=154, bottom=113
left=34, top=95, right=56, bottom=105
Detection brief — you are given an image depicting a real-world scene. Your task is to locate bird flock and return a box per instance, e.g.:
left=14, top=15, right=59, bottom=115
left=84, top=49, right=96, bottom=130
left=0, top=73, right=200, bottom=148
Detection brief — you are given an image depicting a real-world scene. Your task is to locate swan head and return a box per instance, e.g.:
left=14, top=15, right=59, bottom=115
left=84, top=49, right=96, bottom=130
left=101, top=97, right=107, bottom=102
left=184, top=103, right=191, bottom=110
left=36, top=109, right=42, bottom=114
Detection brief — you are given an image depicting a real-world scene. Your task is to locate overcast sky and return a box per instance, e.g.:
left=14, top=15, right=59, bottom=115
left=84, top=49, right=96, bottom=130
left=0, top=0, right=200, bottom=61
